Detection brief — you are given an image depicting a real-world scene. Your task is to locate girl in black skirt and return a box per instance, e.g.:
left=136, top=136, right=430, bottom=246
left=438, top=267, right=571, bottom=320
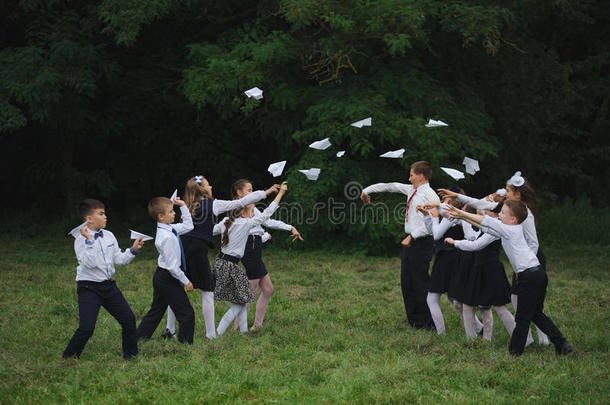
left=164, top=176, right=278, bottom=339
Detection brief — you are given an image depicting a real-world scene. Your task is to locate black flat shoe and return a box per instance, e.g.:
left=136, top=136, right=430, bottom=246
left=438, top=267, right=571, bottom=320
left=161, top=328, right=175, bottom=340
left=555, top=340, right=573, bottom=355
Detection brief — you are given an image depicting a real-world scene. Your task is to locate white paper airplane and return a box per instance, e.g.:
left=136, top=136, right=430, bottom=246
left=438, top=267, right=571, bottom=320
left=336, top=151, right=346, bottom=157
left=267, top=161, right=287, bottom=177
left=379, top=148, right=405, bottom=159
left=309, top=138, right=331, bottom=150
left=68, top=221, right=88, bottom=239
left=425, top=119, right=448, bottom=128
left=462, top=157, right=480, bottom=175
left=298, top=168, right=321, bottom=180
left=129, top=229, right=154, bottom=242
left=350, top=117, right=372, bottom=128
left=244, top=87, right=263, bottom=100
left=170, top=189, right=178, bottom=204
left=440, top=167, right=465, bottom=180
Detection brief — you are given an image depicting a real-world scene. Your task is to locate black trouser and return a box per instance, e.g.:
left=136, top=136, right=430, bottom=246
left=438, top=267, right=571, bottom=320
left=63, top=280, right=138, bottom=359
left=509, top=268, right=565, bottom=355
left=400, top=236, right=434, bottom=328
left=136, top=267, right=195, bottom=344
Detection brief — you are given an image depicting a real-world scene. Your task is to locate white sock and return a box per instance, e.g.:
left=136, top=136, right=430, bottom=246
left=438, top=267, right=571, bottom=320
left=536, top=327, right=549, bottom=345
left=237, top=305, right=248, bottom=333
left=201, top=290, right=216, bottom=339
left=494, top=305, right=516, bottom=336
left=426, top=293, right=445, bottom=335
left=481, top=308, right=493, bottom=341
left=462, top=304, right=477, bottom=339
left=474, top=313, right=483, bottom=334
left=166, top=306, right=176, bottom=334
left=217, top=304, right=242, bottom=336
left=512, top=294, right=535, bottom=346
left=452, top=300, right=464, bottom=321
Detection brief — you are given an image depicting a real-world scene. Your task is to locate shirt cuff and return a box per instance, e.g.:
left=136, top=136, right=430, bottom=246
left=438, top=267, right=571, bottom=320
left=129, top=248, right=140, bottom=256
left=85, top=240, right=94, bottom=246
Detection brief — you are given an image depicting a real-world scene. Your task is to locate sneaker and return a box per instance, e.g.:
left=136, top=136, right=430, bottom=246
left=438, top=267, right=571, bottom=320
left=555, top=340, right=573, bottom=355
left=161, top=328, right=175, bottom=340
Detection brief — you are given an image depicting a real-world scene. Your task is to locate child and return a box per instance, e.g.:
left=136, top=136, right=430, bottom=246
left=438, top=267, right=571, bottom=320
left=361, top=161, right=440, bottom=330
left=231, top=178, right=303, bottom=331
left=63, top=199, right=144, bottom=360
left=136, top=196, right=195, bottom=344
left=212, top=182, right=288, bottom=335
left=445, top=200, right=572, bottom=356
left=164, top=176, right=279, bottom=340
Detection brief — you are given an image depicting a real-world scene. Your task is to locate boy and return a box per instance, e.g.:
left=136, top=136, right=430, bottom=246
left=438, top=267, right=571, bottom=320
left=63, top=199, right=144, bottom=360
left=136, top=196, right=195, bottom=344
left=360, top=161, right=440, bottom=330
left=445, top=200, right=572, bottom=356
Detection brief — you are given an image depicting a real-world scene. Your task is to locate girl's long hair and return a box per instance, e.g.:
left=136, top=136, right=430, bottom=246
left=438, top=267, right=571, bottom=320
left=184, top=176, right=212, bottom=216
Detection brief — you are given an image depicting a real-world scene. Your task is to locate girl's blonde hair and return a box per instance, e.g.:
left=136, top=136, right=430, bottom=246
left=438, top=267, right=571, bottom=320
left=184, top=176, right=212, bottom=216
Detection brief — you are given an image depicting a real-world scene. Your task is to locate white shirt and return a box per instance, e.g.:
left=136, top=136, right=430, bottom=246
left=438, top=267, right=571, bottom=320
left=155, top=205, right=194, bottom=286
left=249, top=207, right=292, bottom=236
left=481, top=215, right=540, bottom=273
left=362, top=182, right=440, bottom=239
left=213, top=202, right=279, bottom=258
left=424, top=214, right=480, bottom=241
left=457, top=194, right=498, bottom=211
left=454, top=232, right=498, bottom=252
left=74, top=229, right=137, bottom=282
left=212, top=190, right=267, bottom=216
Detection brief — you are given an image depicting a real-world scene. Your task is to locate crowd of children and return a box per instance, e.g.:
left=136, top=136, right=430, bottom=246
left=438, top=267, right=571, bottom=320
left=63, top=163, right=571, bottom=360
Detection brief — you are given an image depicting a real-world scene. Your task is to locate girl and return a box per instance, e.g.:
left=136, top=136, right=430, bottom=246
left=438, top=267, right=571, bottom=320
left=231, top=179, right=303, bottom=331
left=213, top=182, right=288, bottom=335
left=164, top=176, right=279, bottom=340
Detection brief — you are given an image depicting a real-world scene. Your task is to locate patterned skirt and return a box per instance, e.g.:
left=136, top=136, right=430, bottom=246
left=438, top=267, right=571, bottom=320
left=213, top=257, right=255, bottom=304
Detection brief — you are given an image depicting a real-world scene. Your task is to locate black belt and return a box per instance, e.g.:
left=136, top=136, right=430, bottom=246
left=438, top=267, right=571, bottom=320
left=515, top=265, right=541, bottom=280
left=218, top=253, right=240, bottom=264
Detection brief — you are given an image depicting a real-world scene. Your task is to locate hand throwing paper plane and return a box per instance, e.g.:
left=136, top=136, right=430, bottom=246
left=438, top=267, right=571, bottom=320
left=170, top=189, right=178, bottom=204
left=379, top=148, right=405, bottom=159
left=336, top=150, right=346, bottom=157
left=462, top=157, right=480, bottom=175
left=309, top=137, right=331, bottom=150
left=130, top=229, right=154, bottom=242
left=440, top=167, right=465, bottom=180
left=244, top=87, right=263, bottom=100
left=298, top=168, right=321, bottom=181
left=350, top=117, right=372, bottom=128
left=68, top=221, right=87, bottom=238
left=425, top=119, right=448, bottom=128
left=267, top=161, right=287, bottom=177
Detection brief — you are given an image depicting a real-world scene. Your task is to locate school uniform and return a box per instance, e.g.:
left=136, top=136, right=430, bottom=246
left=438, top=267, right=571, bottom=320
left=63, top=229, right=139, bottom=359
left=136, top=205, right=195, bottom=344
left=362, top=182, right=440, bottom=329
left=480, top=216, right=568, bottom=355
left=242, top=207, right=292, bottom=280
left=424, top=216, right=464, bottom=294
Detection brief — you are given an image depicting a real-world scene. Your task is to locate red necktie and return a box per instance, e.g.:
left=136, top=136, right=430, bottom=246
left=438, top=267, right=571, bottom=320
left=405, top=188, right=418, bottom=221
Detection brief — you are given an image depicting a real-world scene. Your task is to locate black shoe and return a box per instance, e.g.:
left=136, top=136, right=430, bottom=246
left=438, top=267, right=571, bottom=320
left=509, top=349, right=522, bottom=357
left=161, top=328, right=175, bottom=340
left=555, top=340, right=573, bottom=355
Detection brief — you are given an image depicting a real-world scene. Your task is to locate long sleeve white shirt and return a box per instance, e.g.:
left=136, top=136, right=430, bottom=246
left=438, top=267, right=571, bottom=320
left=213, top=202, right=279, bottom=258
left=74, top=229, right=137, bottom=282
left=480, top=215, right=540, bottom=273
left=249, top=207, right=292, bottom=236
left=155, top=205, right=194, bottom=286
left=454, top=232, right=498, bottom=252
left=362, top=182, right=440, bottom=239
left=212, top=190, right=267, bottom=216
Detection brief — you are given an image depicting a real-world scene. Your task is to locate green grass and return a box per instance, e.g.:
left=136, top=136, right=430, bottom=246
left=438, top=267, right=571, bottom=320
left=0, top=234, right=609, bottom=404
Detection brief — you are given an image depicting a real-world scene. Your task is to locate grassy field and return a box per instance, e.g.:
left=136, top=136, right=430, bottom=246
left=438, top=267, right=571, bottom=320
left=0, top=234, right=608, bottom=404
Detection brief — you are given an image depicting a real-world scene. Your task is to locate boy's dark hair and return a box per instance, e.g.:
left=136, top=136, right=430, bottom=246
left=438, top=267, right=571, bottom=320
left=79, top=199, right=105, bottom=220
left=148, top=197, right=172, bottom=221
left=410, top=161, right=432, bottom=180
left=504, top=200, right=528, bottom=224
left=491, top=199, right=505, bottom=214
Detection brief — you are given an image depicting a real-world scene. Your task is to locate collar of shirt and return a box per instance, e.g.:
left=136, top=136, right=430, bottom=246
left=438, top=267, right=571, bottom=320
left=157, top=222, right=173, bottom=233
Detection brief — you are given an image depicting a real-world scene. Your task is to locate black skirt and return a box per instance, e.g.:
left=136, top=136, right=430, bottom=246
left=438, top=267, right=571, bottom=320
left=241, top=235, right=269, bottom=280
left=448, top=251, right=475, bottom=303
left=429, top=249, right=460, bottom=294
left=183, top=236, right=214, bottom=291
left=473, top=260, right=511, bottom=307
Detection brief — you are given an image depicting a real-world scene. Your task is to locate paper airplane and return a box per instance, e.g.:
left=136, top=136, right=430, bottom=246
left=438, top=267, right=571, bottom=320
left=244, top=87, right=263, bottom=100
left=379, top=148, right=405, bottom=159
left=440, top=167, right=465, bottom=181
left=309, top=138, right=331, bottom=150
left=170, top=189, right=178, bottom=204
left=425, top=119, right=448, bottom=128
left=462, top=157, right=480, bottom=175
left=350, top=117, right=372, bottom=128
left=336, top=151, right=346, bottom=157
left=496, top=188, right=506, bottom=197
left=298, top=168, right=321, bottom=180
left=129, top=229, right=154, bottom=242
left=68, top=221, right=87, bottom=238
left=267, top=161, right=287, bottom=177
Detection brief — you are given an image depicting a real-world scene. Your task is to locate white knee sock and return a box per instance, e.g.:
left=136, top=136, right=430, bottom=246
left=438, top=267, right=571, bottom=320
left=512, top=294, right=535, bottom=346
left=237, top=305, right=248, bottom=333
left=201, top=290, right=216, bottom=339
left=462, top=304, right=477, bottom=339
left=217, top=304, right=242, bottom=336
left=166, top=306, right=176, bottom=334
left=481, top=308, right=493, bottom=341
left=426, top=293, right=445, bottom=335
left=494, top=305, right=516, bottom=336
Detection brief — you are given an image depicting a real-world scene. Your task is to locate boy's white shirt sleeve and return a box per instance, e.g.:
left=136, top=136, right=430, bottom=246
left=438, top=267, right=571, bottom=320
left=110, top=232, right=137, bottom=266
left=454, top=232, right=498, bottom=252
left=74, top=235, right=102, bottom=269
left=457, top=194, right=498, bottom=211
left=461, top=220, right=481, bottom=241
left=362, top=182, right=412, bottom=196
left=481, top=215, right=509, bottom=239
left=172, top=205, right=194, bottom=235
left=156, top=237, right=190, bottom=286
left=212, top=190, right=267, bottom=216
left=261, top=232, right=271, bottom=243
left=521, top=210, right=540, bottom=253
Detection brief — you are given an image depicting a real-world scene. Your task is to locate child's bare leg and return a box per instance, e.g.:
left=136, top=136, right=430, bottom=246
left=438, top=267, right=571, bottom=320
left=254, top=274, right=274, bottom=327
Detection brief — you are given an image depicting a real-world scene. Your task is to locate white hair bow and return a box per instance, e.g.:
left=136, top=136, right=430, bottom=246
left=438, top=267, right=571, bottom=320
left=496, top=188, right=506, bottom=196
left=193, top=175, right=203, bottom=185
left=507, top=171, right=525, bottom=187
